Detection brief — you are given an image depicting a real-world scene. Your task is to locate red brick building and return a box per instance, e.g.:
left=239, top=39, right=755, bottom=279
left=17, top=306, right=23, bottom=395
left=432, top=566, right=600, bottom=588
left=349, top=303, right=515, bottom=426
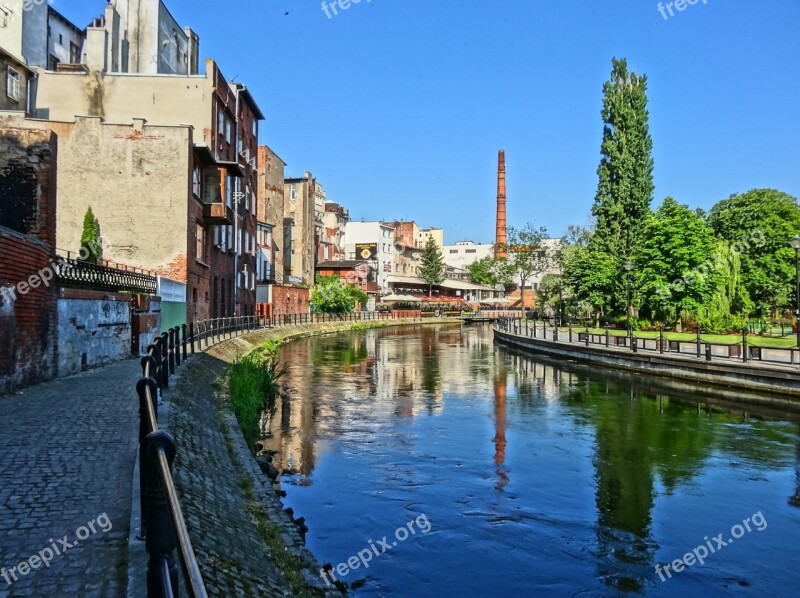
left=0, top=127, right=58, bottom=392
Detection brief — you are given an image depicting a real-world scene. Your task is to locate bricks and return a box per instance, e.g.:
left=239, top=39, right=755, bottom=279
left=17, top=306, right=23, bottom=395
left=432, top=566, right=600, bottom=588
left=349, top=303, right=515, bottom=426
left=0, top=127, right=58, bottom=394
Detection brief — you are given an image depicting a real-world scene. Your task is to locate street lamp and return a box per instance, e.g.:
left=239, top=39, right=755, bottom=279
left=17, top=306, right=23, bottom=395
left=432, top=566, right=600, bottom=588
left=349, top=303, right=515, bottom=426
left=790, top=236, right=800, bottom=349
left=623, top=260, right=634, bottom=338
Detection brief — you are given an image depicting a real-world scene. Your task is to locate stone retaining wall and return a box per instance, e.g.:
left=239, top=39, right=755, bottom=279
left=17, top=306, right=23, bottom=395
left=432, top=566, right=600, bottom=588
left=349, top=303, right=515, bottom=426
left=494, top=327, right=800, bottom=408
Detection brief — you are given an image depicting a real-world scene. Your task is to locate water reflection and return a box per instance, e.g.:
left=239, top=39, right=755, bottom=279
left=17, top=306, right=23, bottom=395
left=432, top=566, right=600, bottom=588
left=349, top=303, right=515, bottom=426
left=258, top=324, right=800, bottom=596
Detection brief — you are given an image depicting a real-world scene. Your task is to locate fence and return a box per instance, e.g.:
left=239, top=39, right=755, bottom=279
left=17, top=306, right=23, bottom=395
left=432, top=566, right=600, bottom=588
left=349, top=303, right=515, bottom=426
left=133, top=310, right=433, bottom=597
left=496, top=318, right=800, bottom=369
left=56, top=253, right=157, bottom=294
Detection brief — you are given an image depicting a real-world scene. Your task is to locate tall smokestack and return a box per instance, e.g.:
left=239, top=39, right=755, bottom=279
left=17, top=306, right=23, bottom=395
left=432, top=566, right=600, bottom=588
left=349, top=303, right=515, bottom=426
left=495, top=149, right=507, bottom=259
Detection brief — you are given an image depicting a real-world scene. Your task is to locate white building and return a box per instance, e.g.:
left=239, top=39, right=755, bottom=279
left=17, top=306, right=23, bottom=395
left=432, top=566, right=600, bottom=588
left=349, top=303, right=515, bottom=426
left=443, top=241, right=494, bottom=271
left=82, top=0, right=199, bottom=75
left=344, top=221, right=396, bottom=292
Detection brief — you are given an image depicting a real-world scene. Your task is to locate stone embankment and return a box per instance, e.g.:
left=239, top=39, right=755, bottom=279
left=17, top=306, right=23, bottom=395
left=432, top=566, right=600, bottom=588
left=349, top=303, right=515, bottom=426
left=494, top=326, right=800, bottom=408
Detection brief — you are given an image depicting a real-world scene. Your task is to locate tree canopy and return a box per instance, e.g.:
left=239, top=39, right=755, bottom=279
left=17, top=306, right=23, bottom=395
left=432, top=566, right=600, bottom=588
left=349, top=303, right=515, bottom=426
left=310, top=275, right=368, bottom=313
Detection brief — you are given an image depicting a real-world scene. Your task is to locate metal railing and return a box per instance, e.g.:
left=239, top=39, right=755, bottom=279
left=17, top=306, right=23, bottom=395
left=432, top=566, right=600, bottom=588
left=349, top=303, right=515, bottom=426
left=134, top=310, right=435, bottom=596
left=496, top=318, right=800, bottom=369
left=137, top=326, right=206, bottom=598
left=56, top=252, right=157, bottom=294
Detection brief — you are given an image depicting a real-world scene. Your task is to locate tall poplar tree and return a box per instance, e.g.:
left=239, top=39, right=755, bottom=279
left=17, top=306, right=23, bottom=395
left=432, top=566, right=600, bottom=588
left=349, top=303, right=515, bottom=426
left=577, top=58, right=655, bottom=317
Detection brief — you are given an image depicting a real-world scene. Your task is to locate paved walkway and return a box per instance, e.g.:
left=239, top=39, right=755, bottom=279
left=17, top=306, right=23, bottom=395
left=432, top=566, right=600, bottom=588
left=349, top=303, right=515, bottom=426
left=0, top=358, right=141, bottom=597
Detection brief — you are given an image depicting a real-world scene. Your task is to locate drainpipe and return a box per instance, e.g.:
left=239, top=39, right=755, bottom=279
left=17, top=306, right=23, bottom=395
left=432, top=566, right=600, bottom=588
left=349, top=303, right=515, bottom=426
left=233, top=86, right=240, bottom=317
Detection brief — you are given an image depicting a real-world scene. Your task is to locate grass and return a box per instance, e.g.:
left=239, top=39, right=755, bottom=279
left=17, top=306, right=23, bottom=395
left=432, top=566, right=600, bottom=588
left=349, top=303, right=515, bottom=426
left=552, top=327, right=797, bottom=348
left=227, top=352, right=287, bottom=454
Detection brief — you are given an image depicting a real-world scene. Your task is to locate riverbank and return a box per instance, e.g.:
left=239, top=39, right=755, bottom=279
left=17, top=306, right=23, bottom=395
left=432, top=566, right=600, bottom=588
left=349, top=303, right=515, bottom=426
left=154, top=318, right=462, bottom=596
left=493, top=326, right=800, bottom=408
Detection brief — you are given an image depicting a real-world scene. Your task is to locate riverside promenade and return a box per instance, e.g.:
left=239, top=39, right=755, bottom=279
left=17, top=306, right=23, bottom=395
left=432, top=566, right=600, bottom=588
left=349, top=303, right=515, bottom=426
left=0, top=358, right=141, bottom=598
left=494, top=319, right=800, bottom=405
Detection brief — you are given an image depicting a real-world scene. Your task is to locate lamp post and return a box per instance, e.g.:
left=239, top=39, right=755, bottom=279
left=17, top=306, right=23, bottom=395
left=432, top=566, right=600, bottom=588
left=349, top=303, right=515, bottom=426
left=790, top=236, right=800, bottom=350
left=623, top=260, right=633, bottom=339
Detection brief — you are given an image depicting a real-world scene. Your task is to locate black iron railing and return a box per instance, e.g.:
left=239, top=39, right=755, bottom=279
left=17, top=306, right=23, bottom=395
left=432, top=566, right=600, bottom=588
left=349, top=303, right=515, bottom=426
left=134, top=310, right=435, bottom=597
left=56, top=253, right=157, bottom=294
left=495, top=318, right=800, bottom=369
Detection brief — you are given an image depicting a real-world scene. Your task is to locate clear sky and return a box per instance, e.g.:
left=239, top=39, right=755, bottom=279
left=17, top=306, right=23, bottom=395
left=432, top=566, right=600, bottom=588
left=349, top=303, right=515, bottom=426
left=54, top=0, right=800, bottom=244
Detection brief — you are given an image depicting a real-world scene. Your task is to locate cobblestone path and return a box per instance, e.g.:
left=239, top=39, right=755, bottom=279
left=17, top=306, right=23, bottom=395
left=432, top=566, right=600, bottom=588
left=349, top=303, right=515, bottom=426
left=0, top=358, right=141, bottom=597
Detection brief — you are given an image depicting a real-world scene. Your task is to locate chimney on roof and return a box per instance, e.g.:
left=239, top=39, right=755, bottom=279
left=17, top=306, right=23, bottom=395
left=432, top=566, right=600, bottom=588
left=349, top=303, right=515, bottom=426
left=495, top=149, right=507, bottom=259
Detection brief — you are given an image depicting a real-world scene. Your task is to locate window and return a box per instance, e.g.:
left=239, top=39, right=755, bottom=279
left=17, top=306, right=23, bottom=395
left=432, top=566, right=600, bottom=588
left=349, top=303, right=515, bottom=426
left=6, top=68, right=20, bottom=102
left=59, top=34, right=63, bottom=45
left=196, top=224, right=206, bottom=262
left=449, top=249, right=459, bottom=254
left=192, top=166, right=201, bottom=197
left=244, top=185, right=250, bottom=211
left=465, top=249, right=477, bottom=254
left=70, top=42, right=80, bottom=64
left=252, top=120, right=257, bottom=137
left=217, top=109, right=224, bottom=140
left=225, top=119, right=231, bottom=144
left=290, top=184, right=296, bottom=200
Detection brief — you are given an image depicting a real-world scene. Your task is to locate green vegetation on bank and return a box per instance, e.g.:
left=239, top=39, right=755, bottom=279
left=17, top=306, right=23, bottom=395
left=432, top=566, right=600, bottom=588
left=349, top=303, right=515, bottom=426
left=536, top=326, right=795, bottom=348
left=227, top=341, right=286, bottom=454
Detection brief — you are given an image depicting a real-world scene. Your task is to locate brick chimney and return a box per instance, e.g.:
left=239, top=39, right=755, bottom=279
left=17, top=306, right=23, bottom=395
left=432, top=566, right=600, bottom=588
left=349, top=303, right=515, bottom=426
left=495, top=149, right=507, bottom=258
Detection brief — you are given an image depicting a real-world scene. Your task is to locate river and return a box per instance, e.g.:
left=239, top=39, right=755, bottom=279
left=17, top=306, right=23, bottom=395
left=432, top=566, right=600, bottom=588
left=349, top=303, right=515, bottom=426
left=259, top=323, right=800, bottom=597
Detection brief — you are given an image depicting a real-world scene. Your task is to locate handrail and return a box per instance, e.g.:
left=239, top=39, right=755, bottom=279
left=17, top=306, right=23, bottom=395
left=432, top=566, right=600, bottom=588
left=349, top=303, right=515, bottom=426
left=494, top=317, right=800, bottom=369
left=134, top=309, right=432, bottom=596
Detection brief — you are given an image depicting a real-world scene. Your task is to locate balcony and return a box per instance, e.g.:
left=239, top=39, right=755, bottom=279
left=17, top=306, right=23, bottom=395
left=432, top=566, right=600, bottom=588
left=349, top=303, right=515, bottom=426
left=203, top=201, right=234, bottom=225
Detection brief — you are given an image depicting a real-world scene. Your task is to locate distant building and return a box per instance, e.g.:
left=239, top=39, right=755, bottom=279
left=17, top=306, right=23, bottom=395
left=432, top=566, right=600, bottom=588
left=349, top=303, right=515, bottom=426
left=384, top=220, right=422, bottom=249
left=82, top=0, right=199, bottom=75
left=256, top=145, right=286, bottom=288
left=343, top=221, right=396, bottom=292
left=284, top=173, right=318, bottom=285
left=443, top=241, right=494, bottom=271
left=322, top=202, right=350, bottom=262
left=418, top=227, right=444, bottom=250
left=21, top=2, right=84, bottom=70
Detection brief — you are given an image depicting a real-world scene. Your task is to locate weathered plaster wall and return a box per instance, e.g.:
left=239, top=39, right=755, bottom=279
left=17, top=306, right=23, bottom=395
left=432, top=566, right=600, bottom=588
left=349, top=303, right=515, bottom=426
left=56, top=295, right=130, bottom=376
left=0, top=112, right=193, bottom=280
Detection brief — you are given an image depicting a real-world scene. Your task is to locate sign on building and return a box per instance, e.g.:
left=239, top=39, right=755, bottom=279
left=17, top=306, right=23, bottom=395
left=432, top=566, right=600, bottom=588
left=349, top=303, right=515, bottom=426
left=355, top=242, right=378, bottom=260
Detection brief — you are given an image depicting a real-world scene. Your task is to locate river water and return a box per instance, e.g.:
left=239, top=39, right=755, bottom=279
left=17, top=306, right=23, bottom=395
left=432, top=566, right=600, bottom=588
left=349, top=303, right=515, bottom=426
left=260, top=323, right=800, bottom=597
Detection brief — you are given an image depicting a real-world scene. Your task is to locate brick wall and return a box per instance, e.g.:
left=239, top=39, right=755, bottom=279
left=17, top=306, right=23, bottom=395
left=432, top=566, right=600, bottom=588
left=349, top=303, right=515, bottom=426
left=0, top=128, right=58, bottom=393
left=270, top=285, right=310, bottom=317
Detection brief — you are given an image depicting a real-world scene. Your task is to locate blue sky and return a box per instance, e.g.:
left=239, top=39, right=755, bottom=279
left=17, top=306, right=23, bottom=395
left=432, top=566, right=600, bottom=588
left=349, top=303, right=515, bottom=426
left=54, top=0, right=800, bottom=244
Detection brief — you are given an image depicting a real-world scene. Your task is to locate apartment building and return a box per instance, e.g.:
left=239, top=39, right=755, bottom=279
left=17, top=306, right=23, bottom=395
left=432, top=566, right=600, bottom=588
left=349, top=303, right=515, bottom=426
left=30, top=57, right=264, bottom=320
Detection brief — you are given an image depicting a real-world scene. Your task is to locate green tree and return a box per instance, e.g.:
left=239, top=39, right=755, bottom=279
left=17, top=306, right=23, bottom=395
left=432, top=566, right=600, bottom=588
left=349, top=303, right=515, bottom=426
left=310, top=275, right=368, bottom=313
left=707, top=188, right=800, bottom=316
left=80, top=207, right=101, bottom=263
left=501, top=223, right=551, bottom=312
left=637, top=197, right=725, bottom=329
left=468, top=256, right=514, bottom=287
left=419, top=237, right=445, bottom=296
left=583, top=58, right=655, bottom=316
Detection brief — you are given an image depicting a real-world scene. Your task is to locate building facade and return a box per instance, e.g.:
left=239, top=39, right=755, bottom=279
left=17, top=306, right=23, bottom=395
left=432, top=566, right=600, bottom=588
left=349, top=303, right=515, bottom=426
left=81, top=0, right=199, bottom=75
left=283, top=173, right=317, bottom=285
left=344, top=221, right=395, bottom=292
left=321, top=202, right=349, bottom=262
left=30, top=57, right=264, bottom=320
left=443, top=241, right=494, bottom=271
left=256, top=145, right=286, bottom=294
left=418, top=227, right=444, bottom=250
